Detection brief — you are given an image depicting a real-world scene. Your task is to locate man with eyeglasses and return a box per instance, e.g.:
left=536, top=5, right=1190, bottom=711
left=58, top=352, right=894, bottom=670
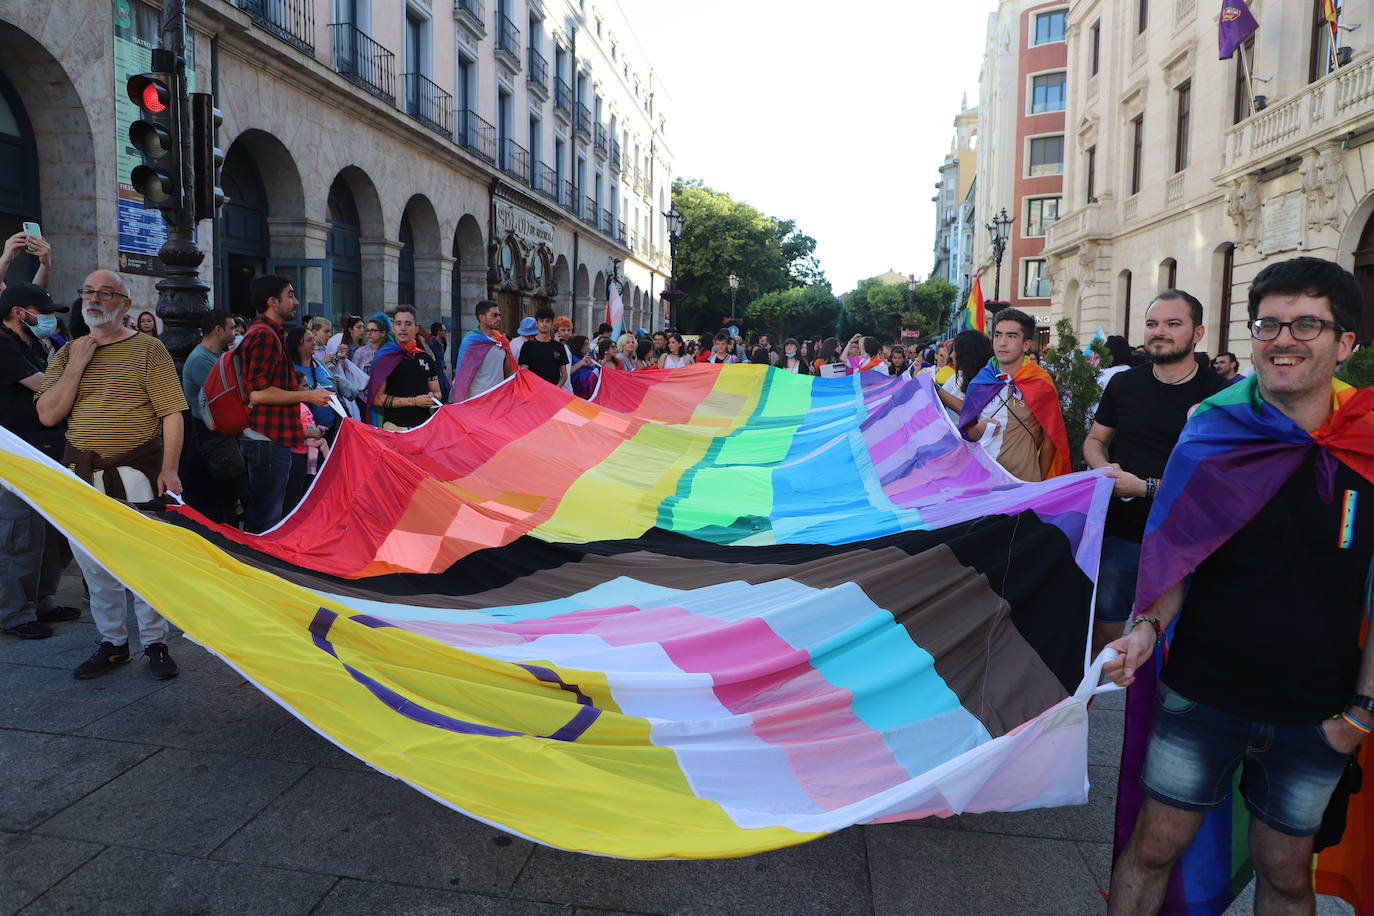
left=35, top=270, right=189, bottom=680
left=1211, top=351, right=1240, bottom=381
left=0, top=282, right=80, bottom=640
left=1105, top=257, right=1374, bottom=914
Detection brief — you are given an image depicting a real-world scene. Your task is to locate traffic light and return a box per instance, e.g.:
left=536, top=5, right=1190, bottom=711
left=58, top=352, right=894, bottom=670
left=126, top=49, right=182, bottom=213
left=190, top=93, right=224, bottom=222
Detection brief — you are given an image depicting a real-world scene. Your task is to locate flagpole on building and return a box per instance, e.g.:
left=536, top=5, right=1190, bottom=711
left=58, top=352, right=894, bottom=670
left=1238, top=42, right=1258, bottom=116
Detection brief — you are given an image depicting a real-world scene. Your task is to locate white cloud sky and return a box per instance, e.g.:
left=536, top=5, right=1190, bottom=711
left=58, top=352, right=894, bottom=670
left=617, top=0, right=996, bottom=293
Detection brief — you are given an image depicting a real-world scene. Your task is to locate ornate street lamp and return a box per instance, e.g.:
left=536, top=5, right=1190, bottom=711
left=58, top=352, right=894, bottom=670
left=987, top=207, right=1015, bottom=302
left=660, top=207, right=685, bottom=327
left=728, top=272, right=739, bottom=316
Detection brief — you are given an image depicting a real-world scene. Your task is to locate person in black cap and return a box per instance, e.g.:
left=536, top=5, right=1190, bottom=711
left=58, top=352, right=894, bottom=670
left=0, top=282, right=81, bottom=639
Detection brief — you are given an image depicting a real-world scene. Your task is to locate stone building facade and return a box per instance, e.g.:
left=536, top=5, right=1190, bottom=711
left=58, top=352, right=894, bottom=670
left=1043, top=0, right=1374, bottom=365
left=973, top=0, right=1069, bottom=345
left=0, top=0, right=675, bottom=341
left=930, top=100, right=979, bottom=296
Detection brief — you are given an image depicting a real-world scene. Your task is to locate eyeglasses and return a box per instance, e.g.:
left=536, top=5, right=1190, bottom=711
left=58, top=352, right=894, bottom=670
left=1248, top=317, right=1345, bottom=341
left=77, top=288, right=129, bottom=302
left=366, top=327, right=384, bottom=334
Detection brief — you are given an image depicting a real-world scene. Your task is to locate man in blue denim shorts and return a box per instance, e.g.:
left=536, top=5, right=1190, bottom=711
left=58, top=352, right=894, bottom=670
left=1104, top=257, right=1374, bottom=914
left=1083, top=290, right=1227, bottom=656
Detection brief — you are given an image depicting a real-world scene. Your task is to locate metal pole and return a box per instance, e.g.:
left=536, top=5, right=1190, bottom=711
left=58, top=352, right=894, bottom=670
left=155, top=0, right=209, bottom=361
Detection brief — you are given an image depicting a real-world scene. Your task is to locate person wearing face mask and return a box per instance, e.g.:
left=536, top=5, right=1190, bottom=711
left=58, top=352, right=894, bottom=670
left=0, top=282, right=81, bottom=640
left=779, top=338, right=811, bottom=374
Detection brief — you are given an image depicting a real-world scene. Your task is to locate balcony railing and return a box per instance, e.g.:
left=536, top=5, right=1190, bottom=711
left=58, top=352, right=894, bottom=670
left=561, top=180, right=577, bottom=211
left=575, top=103, right=592, bottom=138
left=240, top=0, right=314, bottom=54
left=454, top=0, right=485, bottom=31
left=331, top=23, right=395, bottom=105
left=629, top=229, right=639, bottom=252
left=456, top=109, right=496, bottom=163
left=617, top=220, right=627, bottom=245
left=585, top=196, right=598, bottom=223
left=535, top=163, right=558, bottom=200
left=554, top=78, right=572, bottom=115
left=594, top=124, right=608, bottom=154
left=404, top=73, right=453, bottom=138
left=496, top=13, right=521, bottom=66
left=527, top=47, right=548, bottom=91
left=609, top=138, right=621, bottom=171
left=500, top=138, right=531, bottom=185
left=601, top=209, right=613, bottom=234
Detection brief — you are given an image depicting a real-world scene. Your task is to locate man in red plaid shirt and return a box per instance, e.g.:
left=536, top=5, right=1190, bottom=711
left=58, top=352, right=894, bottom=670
left=237, top=275, right=332, bottom=533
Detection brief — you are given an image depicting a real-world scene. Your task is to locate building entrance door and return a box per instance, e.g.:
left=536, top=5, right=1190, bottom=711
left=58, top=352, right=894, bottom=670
left=0, top=70, right=40, bottom=286
left=1353, top=210, right=1374, bottom=342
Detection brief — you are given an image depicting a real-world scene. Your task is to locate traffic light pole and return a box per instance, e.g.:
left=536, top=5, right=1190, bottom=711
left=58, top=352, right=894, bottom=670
left=154, top=0, right=208, bottom=361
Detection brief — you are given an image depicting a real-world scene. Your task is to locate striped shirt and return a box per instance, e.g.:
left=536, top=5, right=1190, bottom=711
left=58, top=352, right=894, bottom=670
left=40, top=332, right=187, bottom=459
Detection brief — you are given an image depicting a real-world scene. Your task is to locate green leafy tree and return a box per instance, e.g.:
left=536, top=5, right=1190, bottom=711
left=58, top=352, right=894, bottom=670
left=1041, top=318, right=1108, bottom=470
left=1337, top=346, right=1374, bottom=388
left=837, top=276, right=959, bottom=343
left=745, top=285, right=842, bottom=342
left=671, top=179, right=824, bottom=333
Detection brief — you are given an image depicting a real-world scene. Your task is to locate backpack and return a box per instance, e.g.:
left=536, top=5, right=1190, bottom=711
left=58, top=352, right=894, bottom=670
left=200, top=347, right=252, bottom=435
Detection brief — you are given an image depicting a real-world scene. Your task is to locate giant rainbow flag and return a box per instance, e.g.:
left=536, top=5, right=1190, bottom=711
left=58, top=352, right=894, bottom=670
left=0, top=364, right=1119, bottom=859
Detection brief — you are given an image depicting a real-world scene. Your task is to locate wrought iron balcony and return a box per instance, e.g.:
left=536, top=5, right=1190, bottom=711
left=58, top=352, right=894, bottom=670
left=496, top=13, right=521, bottom=68
left=629, top=229, right=639, bottom=251
left=617, top=220, right=627, bottom=245
left=601, top=209, right=613, bottom=235
left=594, top=125, right=608, bottom=155
left=500, top=138, right=531, bottom=185
left=575, top=103, right=592, bottom=138
left=554, top=78, right=572, bottom=115
left=456, top=109, right=496, bottom=163
left=585, top=196, right=597, bottom=224
left=240, top=0, right=315, bottom=55
left=453, top=0, right=485, bottom=34
left=535, top=163, right=558, bottom=200
left=561, top=180, right=577, bottom=212
left=404, top=73, right=453, bottom=138
left=609, top=139, right=621, bottom=171
left=527, top=47, right=548, bottom=92
left=330, top=23, right=395, bottom=105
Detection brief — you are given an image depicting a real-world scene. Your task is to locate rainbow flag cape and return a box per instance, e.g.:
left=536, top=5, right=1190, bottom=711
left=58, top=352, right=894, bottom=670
left=956, top=357, right=1073, bottom=479
left=960, top=275, right=986, bottom=333
left=1117, top=377, right=1374, bottom=915
left=0, top=364, right=1117, bottom=859
left=606, top=278, right=625, bottom=338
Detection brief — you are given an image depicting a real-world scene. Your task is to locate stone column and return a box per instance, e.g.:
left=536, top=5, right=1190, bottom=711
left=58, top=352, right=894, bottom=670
left=360, top=237, right=403, bottom=313
left=413, top=253, right=454, bottom=327
left=266, top=217, right=330, bottom=260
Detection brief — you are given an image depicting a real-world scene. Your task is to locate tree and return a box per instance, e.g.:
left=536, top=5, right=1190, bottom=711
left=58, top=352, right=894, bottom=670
left=745, top=285, right=842, bottom=342
left=671, top=179, right=825, bottom=333
left=838, top=276, right=959, bottom=343
left=1040, top=318, right=1108, bottom=470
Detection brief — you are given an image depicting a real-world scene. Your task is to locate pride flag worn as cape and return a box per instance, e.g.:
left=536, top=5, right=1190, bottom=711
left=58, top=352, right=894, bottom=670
left=0, top=365, right=1117, bottom=860
left=452, top=329, right=515, bottom=403
left=1117, top=377, right=1374, bottom=916
left=957, top=357, right=1072, bottom=479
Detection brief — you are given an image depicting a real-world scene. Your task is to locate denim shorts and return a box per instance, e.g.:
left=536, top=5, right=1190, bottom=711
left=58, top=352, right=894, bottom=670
left=1093, top=536, right=1141, bottom=623
left=1142, top=683, right=1353, bottom=836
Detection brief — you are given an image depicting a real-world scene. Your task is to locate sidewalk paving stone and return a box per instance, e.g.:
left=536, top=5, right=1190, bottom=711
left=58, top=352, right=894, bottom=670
left=311, top=878, right=572, bottom=915
left=242, top=715, right=374, bottom=773
left=512, top=827, right=870, bottom=916
left=0, top=729, right=157, bottom=830
left=214, top=767, right=535, bottom=894
left=865, top=823, right=1105, bottom=915
left=0, top=832, right=103, bottom=914
left=34, top=747, right=308, bottom=856
left=0, top=661, right=167, bottom=734
left=958, top=764, right=1117, bottom=844
left=19, top=845, right=336, bottom=916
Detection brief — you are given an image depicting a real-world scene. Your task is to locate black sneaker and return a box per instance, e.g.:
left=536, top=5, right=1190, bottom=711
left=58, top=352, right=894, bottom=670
left=36, top=605, right=81, bottom=624
left=2, top=620, right=54, bottom=640
left=143, top=642, right=178, bottom=680
left=74, top=642, right=130, bottom=679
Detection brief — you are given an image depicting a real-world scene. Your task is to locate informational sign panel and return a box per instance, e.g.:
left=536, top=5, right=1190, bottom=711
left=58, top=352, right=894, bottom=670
left=113, top=0, right=195, bottom=275
left=1260, top=191, right=1305, bottom=256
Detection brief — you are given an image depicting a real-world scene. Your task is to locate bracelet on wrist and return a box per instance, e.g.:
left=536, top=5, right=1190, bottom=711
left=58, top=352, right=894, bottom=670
left=1144, top=477, right=1159, bottom=499
left=1126, top=615, right=1164, bottom=646
left=1340, top=711, right=1373, bottom=735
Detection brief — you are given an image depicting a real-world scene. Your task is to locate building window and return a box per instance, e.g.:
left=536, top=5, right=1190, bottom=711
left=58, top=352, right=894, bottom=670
left=1085, top=145, right=1097, bottom=202
left=1025, top=197, right=1061, bottom=237
left=1028, top=135, right=1065, bottom=177
left=1129, top=115, right=1144, bottom=195
left=1232, top=38, right=1255, bottom=124
left=1031, top=72, right=1067, bottom=114
left=1090, top=21, right=1101, bottom=75
left=1174, top=81, right=1191, bottom=172
left=1034, top=9, right=1067, bottom=45
left=1023, top=259, right=1050, bottom=298
left=1137, top=0, right=1148, bottom=34
left=1121, top=270, right=1134, bottom=336
left=1310, top=0, right=1338, bottom=83
left=1218, top=243, right=1235, bottom=352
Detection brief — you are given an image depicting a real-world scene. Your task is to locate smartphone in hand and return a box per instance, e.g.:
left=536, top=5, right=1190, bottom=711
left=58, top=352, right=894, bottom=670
left=21, top=222, right=40, bottom=253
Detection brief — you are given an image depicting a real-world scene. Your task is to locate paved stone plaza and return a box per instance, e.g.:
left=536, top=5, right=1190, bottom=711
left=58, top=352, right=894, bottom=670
left=0, top=572, right=1353, bottom=915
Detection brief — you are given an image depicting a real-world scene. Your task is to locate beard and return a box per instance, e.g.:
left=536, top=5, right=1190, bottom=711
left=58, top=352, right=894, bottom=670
left=1147, top=338, right=1192, bottom=365
left=84, top=305, right=122, bottom=328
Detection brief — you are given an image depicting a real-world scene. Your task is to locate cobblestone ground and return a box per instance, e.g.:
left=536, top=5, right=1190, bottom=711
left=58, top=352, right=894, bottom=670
left=0, top=572, right=1354, bottom=915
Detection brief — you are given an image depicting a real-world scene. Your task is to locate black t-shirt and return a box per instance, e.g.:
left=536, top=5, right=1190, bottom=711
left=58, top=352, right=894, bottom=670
left=1094, top=365, right=1229, bottom=541
left=383, top=350, right=438, bottom=428
left=1162, top=451, right=1374, bottom=726
left=0, top=326, right=64, bottom=458
left=519, top=337, right=569, bottom=386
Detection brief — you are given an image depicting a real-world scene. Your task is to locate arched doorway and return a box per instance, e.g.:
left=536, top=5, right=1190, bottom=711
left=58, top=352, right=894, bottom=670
left=1352, top=213, right=1374, bottom=341
left=553, top=255, right=571, bottom=321
left=574, top=263, right=590, bottom=331
left=0, top=67, right=39, bottom=285
left=220, top=143, right=269, bottom=318
left=398, top=215, right=415, bottom=308
left=451, top=213, right=485, bottom=339
left=327, top=176, right=363, bottom=320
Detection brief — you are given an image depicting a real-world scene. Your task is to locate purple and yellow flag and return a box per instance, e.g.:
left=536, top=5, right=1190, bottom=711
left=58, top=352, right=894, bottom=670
left=1219, top=0, right=1259, bottom=59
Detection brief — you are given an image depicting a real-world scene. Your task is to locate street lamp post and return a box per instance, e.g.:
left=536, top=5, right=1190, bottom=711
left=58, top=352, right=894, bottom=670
left=661, top=207, right=684, bottom=327
left=728, top=272, right=739, bottom=317
left=986, top=207, right=1015, bottom=302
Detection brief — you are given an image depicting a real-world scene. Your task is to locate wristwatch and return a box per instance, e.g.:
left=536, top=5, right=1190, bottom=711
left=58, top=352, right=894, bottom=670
left=1351, top=694, right=1374, bottom=716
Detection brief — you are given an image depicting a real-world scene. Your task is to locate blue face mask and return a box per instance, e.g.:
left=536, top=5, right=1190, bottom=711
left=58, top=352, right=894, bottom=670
left=29, top=314, right=58, bottom=339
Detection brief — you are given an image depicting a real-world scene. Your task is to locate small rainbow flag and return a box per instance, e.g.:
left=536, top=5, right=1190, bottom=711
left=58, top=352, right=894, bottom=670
left=961, top=274, right=986, bottom=334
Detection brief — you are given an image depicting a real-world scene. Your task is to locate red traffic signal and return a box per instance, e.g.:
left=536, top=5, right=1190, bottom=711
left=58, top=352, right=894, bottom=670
left=125, top=61, right=182, bottom=214
left=127, top=74, right=171, bottom=115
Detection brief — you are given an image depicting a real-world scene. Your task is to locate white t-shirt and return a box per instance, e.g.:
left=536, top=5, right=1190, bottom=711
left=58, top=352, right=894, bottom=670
left=943, top=371, right=1007, bottom=460
left=466, top=343, right=508, bottom=401
left=660, top=354, right=691, bottom=369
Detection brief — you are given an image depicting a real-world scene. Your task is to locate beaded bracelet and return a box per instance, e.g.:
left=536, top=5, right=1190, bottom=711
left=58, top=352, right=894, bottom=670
left=1342, top=711, right=1373, bottom=735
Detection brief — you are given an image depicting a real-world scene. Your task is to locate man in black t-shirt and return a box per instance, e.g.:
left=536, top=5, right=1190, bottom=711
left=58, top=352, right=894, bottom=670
left=518, top=307, right=569, bottom=387
left=1105, top=258, right=1374, bottom=915
left=1083, top=290, right=1227, bottom=654
left=372, top=306, right=439, bottom=431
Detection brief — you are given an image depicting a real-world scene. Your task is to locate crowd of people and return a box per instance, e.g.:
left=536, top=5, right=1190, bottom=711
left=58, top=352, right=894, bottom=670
left=1, top=233, right=1372, bottom=915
